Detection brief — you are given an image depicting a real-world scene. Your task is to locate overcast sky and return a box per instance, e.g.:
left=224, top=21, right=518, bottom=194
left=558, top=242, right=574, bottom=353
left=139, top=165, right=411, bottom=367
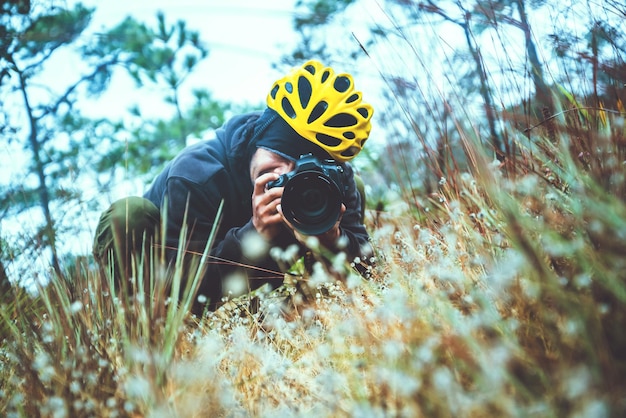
left=72, top=0, right=298, bottom=119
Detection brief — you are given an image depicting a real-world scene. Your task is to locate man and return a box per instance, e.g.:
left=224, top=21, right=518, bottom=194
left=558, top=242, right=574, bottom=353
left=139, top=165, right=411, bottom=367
left=93, top=60, right=374, bottom=312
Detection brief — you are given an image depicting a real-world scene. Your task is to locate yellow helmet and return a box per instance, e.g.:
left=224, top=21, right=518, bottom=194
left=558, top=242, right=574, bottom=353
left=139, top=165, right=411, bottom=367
left=266, top=60, right=373, bottom=162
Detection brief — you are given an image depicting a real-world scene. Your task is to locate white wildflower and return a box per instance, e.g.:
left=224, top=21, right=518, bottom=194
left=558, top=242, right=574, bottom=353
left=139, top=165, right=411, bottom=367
left=124, top=401, right=135, bottom=413
left=41, top=320, right=55, bottom=343
left=106, top=397, right=117, bottom=409
left=42, top=396, right=67, bottom=418
left=222, top=272, right=248, bottom=297
left=433, top=366, right=453, bottom=391
left=482, top=345, right=510, bottom=386
left=375, top=367, right=421, bottom=398
left=241, top=231, right=268, bottom=260
left=574, top=400, right=609, bottom=418
left=84, top=397, right=96, bottom=413
left=33, top=351, right=55, bottom=383
left=305, top=235, right=320, bottom=249
left=124, top=375, right=151, bottom=401
left=85, top=372, right=98, bottom=386
left=310, top=262, right=331, bottom=287
left=270, top=243, right=300, bottom=262
left=349, top=344, right=365, bottom=356
left=316, top=343, right=331, bottom=359
left=72, top=400, right=83, bottom=411
left=460, top=172, right=474, bottom=185
left=488, top=249, right=526, bottom=294
left=574, top=274, right=592, bottom=288
left=331, top=251, right=347, bottom=271
left=69, top=300, right=83, bottom=314
left=345, top=271, right=362, bottom=289
left=336, top=234, right=349, bottom=249
left=563, top=366, right=591, bottom=399
left=563, top=319, right=580, bottom=336
left=134, top=293, right=145, bottom=305
left=416, top=340, right=435, bottom=364
left=9, top=392, right=24, bottom=408
left=69, top=380, right=81, bottom=394
left=382, top=340, right=404, bottom=362
left=128, top=346, right=151, bottom=365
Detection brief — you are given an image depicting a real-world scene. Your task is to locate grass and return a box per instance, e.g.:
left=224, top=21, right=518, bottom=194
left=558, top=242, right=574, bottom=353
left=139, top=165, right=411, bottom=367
left=2, top=97, right=625, bottom=417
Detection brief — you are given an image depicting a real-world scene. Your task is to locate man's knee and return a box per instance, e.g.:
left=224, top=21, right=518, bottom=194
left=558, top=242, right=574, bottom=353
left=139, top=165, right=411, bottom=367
left=93, top=196, right=160, bottom=266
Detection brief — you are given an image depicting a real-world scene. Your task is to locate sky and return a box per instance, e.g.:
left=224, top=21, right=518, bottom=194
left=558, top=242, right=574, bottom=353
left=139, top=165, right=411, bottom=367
left=72, top=0, right=299, bottom=119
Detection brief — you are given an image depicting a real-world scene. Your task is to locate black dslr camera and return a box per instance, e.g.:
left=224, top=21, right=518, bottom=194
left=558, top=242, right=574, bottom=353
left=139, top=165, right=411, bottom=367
left=267, top=153, right=347, bottom=235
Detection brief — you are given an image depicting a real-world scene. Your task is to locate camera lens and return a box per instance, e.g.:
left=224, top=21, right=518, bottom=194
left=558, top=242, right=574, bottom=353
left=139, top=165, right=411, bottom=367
left=281, top=171, right=342, bottom=235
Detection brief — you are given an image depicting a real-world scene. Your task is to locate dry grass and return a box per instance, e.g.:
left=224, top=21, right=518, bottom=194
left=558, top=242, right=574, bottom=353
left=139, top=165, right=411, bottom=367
left=2, top=99, right=625, bottom=417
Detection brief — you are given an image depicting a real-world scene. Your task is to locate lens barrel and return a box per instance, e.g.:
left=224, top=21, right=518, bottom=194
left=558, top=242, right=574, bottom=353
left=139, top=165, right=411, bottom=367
left=280, top=170, right=342, bottom=235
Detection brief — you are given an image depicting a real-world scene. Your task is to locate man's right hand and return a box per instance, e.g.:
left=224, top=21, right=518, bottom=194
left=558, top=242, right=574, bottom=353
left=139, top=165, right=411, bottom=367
left=251, top=173, right=284, bottom=240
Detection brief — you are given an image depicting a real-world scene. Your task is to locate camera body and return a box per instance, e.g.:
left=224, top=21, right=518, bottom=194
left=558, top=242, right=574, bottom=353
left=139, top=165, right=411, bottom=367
left=267, top=153, right=347, bottom=235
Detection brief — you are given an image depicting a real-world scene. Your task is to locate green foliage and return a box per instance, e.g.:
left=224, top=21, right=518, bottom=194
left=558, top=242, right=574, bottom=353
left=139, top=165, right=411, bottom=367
left=75, top=11, right=230, bottom=183
left=102, top=88, right=233, bottom=181
left=1, top=0, right=30, bottom=15
left=294, top=0, right=356, bottom=26
left=17, top=5, right=92, bottom=56
left=82, top=11, right=207, bottom=91
left=0, top=2, right=233, bottom=275
left=288, top=0, right=361, bottom=63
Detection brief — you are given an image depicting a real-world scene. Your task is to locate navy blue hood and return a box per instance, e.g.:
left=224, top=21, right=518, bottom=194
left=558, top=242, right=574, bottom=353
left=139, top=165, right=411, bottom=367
left=243, top=108, right=332, bottom=163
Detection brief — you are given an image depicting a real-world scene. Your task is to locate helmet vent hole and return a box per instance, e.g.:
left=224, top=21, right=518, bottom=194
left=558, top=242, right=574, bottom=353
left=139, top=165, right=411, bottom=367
left=346, top=93, right=359, bottom=103
left=316, top=133, right=342, bottom=147
left=308, top=101, right=328, bottom=123
left=357, top=107, right=370, bottom=118
left=334, top=76, right=351, bottom=93
left=321, top=70, right=330, bottom=83
left=298, top=76, right=312, bottom=108
left=344, top=132, right=356, bottom=139
left=285, top=82, right=294, bottom=94
left=304, top=64, right=316, bottom=75
left=270, top=85, right=279, bottom=99
left=341, top=146, right=359, bottom=158
left=326, top=113, right=357, bottom=128
left=281, top=98, right=296, bottom=119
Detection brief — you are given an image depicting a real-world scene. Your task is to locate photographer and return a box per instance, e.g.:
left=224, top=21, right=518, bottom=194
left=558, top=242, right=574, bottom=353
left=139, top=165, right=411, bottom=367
left=93, top=60, right=374, bottom=312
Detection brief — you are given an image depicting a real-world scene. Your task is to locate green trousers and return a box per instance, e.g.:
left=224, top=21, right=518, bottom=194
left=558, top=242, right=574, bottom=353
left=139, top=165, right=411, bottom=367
left=93, top=196, right=161, bottom=282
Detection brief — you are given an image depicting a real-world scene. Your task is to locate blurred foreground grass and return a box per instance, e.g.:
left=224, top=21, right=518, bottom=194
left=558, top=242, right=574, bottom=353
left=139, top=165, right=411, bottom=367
left=1, top=101, right=625, bottom=417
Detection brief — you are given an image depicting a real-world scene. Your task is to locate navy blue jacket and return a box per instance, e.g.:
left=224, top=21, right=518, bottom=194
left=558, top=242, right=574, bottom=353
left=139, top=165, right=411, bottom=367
left=144, top=110, right=370, bottom=309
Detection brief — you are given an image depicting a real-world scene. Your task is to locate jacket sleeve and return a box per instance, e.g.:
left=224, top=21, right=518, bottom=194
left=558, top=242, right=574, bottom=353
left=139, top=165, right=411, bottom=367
left=332, top=164, right=373, bottom=264
left=161, top=176, right=285, bottom=307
